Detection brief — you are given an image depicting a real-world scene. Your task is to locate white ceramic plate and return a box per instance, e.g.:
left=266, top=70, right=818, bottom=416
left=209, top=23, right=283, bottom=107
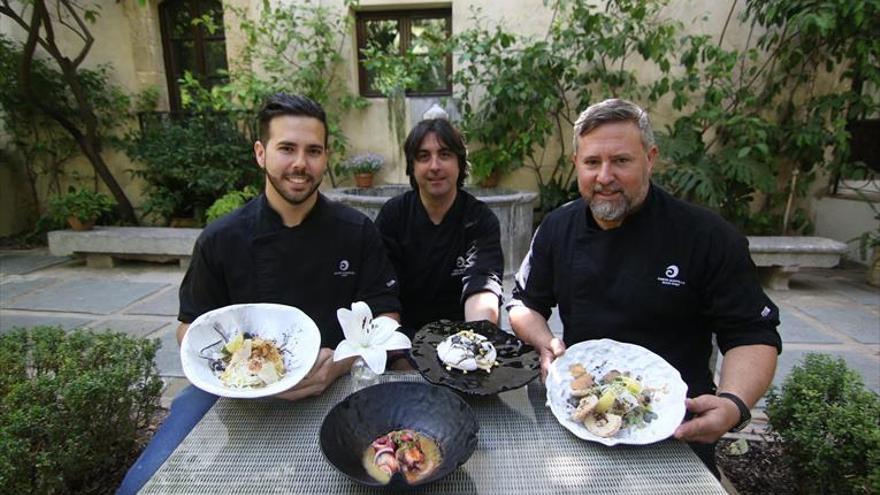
left=546, top=339, right=688, bottom=446
left=180, top=303, right=321, bottom=398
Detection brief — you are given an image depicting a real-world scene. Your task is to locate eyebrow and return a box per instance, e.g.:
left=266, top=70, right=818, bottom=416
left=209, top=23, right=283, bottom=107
left=581, top=152, right=633, bottom=160
left=275, top=140, right=324, bottom=151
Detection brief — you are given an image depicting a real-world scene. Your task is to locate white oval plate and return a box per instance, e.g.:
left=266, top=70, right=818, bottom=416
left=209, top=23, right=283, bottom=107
left=180, top=303, right=321, bottom=398
left=546, top=339, right=688, bottom=446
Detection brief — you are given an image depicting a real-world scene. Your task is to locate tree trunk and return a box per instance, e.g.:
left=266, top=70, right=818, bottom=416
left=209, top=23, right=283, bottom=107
left=77, top=133, right=138, bottom=223
left=11, top=0, right=138, bottom=224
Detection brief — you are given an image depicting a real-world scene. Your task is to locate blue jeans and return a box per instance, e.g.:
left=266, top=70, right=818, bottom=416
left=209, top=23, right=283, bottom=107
left=116, top=386, right=218, bottom=495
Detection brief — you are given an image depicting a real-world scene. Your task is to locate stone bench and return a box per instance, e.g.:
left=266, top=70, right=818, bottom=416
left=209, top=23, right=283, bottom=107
left=48, top=226, right=200, bottom=269
left=747, top=236, right=848, bottom=290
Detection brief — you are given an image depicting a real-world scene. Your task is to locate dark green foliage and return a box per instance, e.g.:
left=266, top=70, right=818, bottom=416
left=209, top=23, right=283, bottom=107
left=448, top=0, right=681, bottom=208
left=655, top=0, right=879, bottom=234
left=0, top=34, right=128, bottom=225
left=125, top=113, right=260, bottom=224
left=205, top=185, right=259, bottom=223
left=46, top=188, right=116, bottom=223
left=766, top=353, right=880, bottom=494
left=178, top=0, right=367, bottom=187
left=363, top=0, right=878, bottom=232
left=0, top=326, right=163, bottom=494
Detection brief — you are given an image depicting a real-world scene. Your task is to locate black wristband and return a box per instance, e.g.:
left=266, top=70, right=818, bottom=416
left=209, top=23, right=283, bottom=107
left=718, top=392, right=751, bottom=432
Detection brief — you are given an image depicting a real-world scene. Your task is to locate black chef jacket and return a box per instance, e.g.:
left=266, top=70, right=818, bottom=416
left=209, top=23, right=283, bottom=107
left=375, top=189, right=504, bottom=334
left=509, top=184, right=782, bottom=397
left=179, top=193, right=401, bottom=348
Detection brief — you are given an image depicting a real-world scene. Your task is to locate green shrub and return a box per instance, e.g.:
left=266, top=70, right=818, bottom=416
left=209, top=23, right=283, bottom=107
left=46, top=187, right=116, bottom=223
left=766, top=353, right=880, bottom=494
left=125, top=112, right=260, bottom=224
left=205, top=185, right=260, bottom=223
left=0, top=326, right=163, bottom=494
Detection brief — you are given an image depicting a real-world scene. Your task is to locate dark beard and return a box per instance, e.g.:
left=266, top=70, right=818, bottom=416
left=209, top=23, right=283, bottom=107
left=265, top=168, right=322, bottom=206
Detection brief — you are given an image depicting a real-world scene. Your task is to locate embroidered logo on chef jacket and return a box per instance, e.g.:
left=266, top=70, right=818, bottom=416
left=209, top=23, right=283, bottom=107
left=451, top=244, right=478, bottom=277
left=657, top=264, right=686, bottom=287
left=334, top=259, right=356, bottom=278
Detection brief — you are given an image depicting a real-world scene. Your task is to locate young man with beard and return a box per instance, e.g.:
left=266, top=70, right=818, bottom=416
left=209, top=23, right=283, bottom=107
left=118, top=93, right=400, bottom=494
left=507, top=98, right=781, bottom=477
left=374, top=115, right=504, bottom=335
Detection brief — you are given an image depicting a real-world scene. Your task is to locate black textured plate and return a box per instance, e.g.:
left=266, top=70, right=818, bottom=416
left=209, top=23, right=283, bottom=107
left=320, top=381, right=479, bottom=489
left=409, top=320, right=540, bottom=396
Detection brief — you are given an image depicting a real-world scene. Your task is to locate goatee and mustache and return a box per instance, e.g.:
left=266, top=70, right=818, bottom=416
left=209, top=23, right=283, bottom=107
left=265, top=167, right=323, bottom=206
left=589, top=183, right=630, bottom=222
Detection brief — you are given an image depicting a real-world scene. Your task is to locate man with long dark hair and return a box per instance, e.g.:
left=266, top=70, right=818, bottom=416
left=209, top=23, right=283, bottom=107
left=375, top=111, right=504, bottom=334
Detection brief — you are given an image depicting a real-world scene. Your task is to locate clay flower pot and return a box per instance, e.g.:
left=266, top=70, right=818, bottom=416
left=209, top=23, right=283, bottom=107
left=67, top=216, right=96, bottom=231
left=479, top=170, right=501, bottom=188
left=355, top=173, right=375, bottom=188
left=869, top=250, right=880, bottom=287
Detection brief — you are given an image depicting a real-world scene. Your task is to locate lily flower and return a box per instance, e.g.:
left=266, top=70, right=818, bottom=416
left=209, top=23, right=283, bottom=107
left=334, top=301, right=411, bottom=374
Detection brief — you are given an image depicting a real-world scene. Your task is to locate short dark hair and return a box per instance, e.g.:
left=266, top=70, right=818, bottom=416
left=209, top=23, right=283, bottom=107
left=257, top=93, right=328, bottom=147
left=404, top=119, right=469, bottom=189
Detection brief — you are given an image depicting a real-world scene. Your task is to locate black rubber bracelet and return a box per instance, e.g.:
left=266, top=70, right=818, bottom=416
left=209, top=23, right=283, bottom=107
left=718, top=392, right=751, bottom=432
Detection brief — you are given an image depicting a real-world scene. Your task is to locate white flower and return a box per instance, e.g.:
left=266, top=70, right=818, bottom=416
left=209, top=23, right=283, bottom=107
left=334, top=301, right=410, bottom=374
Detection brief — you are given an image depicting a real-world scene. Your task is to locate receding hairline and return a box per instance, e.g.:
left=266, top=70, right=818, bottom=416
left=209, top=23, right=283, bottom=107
left=572, top=99, right=655, bottom=153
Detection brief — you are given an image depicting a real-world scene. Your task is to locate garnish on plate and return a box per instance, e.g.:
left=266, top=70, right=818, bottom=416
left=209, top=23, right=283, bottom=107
left=363, top=429, right=442, bottom=484
left=566, top=363, right=657, bottom=437
left=202, top=330, right=286, bottom=388
left=436, top=329, right=498, bottom=373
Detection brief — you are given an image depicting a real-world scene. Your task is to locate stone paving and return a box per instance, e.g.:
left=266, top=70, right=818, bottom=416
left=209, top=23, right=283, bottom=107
left=2, top=249, right=878, bottom=413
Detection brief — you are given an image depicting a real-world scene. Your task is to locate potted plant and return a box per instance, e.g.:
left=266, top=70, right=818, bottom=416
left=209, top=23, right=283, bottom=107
left=47, top=188, right=116, bottom=231
left=855, top=214, right=880, bottom=287
left=339, top=152, right=384, bottom=188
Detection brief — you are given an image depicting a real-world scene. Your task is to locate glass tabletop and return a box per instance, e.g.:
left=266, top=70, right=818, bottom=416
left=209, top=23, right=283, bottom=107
left=141, top=373, right=726, bottom=494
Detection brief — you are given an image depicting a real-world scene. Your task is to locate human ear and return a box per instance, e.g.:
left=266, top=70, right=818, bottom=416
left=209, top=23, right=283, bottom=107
left=254, top=141, right=266, bottom=169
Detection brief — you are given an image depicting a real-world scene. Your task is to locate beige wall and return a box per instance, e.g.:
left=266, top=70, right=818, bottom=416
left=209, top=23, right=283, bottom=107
left=0, top=1, right=873, bottom=242
left=0, top=0, right=164, bottom=235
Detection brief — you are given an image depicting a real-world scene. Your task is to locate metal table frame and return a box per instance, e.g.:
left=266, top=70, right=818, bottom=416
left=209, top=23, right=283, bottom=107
left=142, top=373, right=726, bottom=494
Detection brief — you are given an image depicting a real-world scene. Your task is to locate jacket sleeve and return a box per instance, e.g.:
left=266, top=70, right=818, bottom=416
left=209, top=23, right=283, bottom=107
left=460, top=204, right=504, bottom=302
left=354, top=218, right=402, bottom=317
left=178, top=233, right=229, bottom=323
left=700, top=227, right=782, bottom=355
left=506, top=221, right=555, bottom=320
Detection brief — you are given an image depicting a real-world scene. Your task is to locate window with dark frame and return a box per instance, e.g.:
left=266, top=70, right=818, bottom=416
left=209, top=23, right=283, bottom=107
left=355, top=8, right=452, bottom=97
left=159, top=0, right=229, bottom=112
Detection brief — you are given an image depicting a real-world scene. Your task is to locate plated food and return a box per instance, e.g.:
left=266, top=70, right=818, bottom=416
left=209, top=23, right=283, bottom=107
left=206, top=331, right=286, bottom=388
left=410, top=320, right=540, bottom=396
left=546, top=339, right=687, bottom=446
left=436, top=329, right=498, bottom=373
left=363, top=429, right=441, bottom=484
left=567, top=364, right=656, bottom=437
left=320, top=381, right=478, bottom=488
left=180, top=303, right=321, bottom=399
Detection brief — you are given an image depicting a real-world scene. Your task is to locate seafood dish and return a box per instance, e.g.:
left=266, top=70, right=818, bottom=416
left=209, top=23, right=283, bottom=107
left=566, top=363, right=657, bottom=437
left=203, top=330, right=286, bottom=388
left=436, top=329, right=498, bottom=373
left=362, top=429, right=442, bottom=484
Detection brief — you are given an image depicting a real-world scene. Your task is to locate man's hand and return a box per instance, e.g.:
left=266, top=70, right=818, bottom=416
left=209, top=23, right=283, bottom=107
left=508, top=305, right=563, bottom=381
left=673, top=394, right=742, bottom=443
left=275, top=348, right=352, bottom=401
left=538, top=337, right=566, bottom=381
left=674, top=344, right=778, bottom=443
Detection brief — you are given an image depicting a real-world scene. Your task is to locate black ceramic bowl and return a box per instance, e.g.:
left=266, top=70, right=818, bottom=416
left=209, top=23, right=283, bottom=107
left=409, top=319, right=541, bottom=396
left=319, top=381, right=479, bottom=489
